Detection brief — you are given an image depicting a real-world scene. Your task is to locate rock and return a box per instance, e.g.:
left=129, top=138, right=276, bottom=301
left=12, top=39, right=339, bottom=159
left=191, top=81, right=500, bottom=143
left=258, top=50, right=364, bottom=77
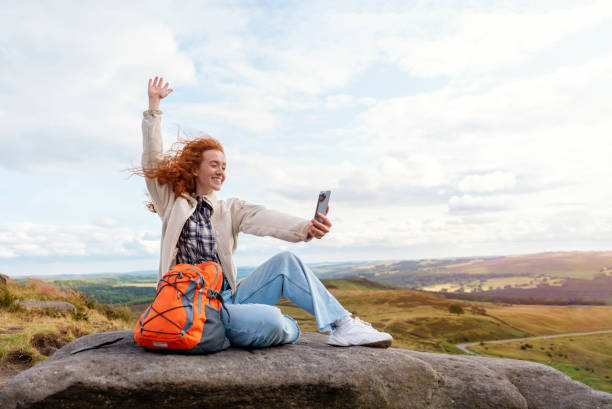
left=1, top=331, right=611, bottom=409
left=17, top=300, right=76, bottom=312
left=0, top=274, right=8, bottom=287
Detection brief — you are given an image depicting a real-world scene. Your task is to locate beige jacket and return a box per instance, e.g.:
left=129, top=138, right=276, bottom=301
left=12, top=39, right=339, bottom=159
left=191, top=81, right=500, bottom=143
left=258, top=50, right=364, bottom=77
left=142, top=110, right=311, bottom=291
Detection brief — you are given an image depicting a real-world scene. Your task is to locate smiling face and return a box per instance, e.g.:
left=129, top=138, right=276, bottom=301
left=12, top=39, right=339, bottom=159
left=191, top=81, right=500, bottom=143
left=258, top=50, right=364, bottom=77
left=193, top=149, right=226, bottom=196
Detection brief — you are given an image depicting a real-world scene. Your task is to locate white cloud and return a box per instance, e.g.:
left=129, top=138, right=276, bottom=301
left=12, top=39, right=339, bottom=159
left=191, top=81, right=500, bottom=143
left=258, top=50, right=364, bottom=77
left=0, top=5, right=197, bottom=171
left=380, top=1, right=612, bottom=77
left=0, top=223, right=158, bottom=260
left=458, top=171, right=517, bottom=192
left=225, top=150, right=448, bottom=206
left=449, top=194, right=510, bottom=214
left=170, top=102, right=280, bottom=135
left=324, top=94, right=376, bottom=110
left=0, top=248, right=17, bottom=259
left=3, top=2, right=612, bottom=274
left=358, top=53, right=612, bottom=192
left=93, top=217, right=120, bottom=228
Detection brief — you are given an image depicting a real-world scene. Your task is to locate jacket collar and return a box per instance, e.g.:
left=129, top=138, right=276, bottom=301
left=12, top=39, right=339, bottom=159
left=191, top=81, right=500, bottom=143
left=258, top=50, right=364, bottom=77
left=203, top=191, right=217, bottom=213
left=182, top=191, right=217, bottom=214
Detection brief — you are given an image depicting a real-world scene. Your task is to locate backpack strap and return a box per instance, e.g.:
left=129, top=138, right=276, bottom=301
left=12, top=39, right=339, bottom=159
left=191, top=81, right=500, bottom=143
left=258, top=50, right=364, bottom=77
left=207, top=288, right=231, bottom=322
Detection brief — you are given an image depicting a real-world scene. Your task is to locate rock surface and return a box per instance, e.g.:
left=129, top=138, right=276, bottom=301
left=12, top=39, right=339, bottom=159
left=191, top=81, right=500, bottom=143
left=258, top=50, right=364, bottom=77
left=1, top=331, right=611, bottom=409
left=17, top=300, right=76, bottom=312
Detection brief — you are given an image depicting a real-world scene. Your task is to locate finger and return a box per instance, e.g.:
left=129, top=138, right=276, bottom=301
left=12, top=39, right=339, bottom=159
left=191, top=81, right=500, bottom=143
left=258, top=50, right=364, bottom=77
left=316, top=213, right=332, bottom=228
left=153, top=76, right=159, bottom=87
left=163, top=81, right=169, bottom=89
left=314, top=227, right=325, bottom=239
left=314, top=215, right=329, bottom=229
left=159, top=77, right=164, bottom=88
left=168, top=88, right=173, bottom=93
left=309, top=225, right=321, bottom=238
left=312, top=218, right=330, bottom=233
left=148, top=78, right=152, bottom=87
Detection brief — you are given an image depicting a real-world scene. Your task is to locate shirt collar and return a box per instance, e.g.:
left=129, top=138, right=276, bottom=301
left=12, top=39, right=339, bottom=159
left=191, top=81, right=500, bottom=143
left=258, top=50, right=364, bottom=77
left=189, top=191, right=216, bottom=213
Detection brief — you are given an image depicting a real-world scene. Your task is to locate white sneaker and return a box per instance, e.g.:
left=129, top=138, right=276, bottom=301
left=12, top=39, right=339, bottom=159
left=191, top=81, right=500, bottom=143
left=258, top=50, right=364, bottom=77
left=328, top=317, right=393, bottom=348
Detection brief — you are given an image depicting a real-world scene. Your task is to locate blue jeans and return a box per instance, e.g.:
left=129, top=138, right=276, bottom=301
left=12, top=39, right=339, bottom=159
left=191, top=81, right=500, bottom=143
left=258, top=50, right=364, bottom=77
left=220, top=251, right=350, bottom=348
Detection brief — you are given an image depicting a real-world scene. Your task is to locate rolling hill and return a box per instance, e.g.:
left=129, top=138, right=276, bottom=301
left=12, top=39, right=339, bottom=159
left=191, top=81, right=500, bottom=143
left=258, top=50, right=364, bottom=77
left=312, top=251, right=612, bottom=303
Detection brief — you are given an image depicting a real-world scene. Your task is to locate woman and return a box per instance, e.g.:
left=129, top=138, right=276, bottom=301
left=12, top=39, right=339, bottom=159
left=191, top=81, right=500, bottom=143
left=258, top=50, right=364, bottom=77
left=137, top=76, right=392, bottom=349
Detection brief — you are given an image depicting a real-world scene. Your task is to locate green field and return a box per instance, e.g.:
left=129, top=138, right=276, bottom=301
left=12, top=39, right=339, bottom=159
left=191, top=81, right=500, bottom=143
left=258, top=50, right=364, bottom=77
left=470, top=334, right=612, bottom=393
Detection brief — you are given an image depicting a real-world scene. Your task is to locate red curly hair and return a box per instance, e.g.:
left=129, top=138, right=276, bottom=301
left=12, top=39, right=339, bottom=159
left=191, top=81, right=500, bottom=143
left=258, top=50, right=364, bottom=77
left=133, top=136, right=224, bottom=212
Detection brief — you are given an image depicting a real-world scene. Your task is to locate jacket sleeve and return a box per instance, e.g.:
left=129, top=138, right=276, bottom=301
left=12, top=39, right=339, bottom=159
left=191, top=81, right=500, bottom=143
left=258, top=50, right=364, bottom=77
left=229, top=199, right=310, bottom=242
left=141, top=109, right=173, bottom=217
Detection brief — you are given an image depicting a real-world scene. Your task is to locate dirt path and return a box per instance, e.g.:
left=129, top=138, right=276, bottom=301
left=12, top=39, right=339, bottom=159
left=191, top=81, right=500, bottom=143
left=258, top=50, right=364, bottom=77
left=457, top=329, right=612, bottom=355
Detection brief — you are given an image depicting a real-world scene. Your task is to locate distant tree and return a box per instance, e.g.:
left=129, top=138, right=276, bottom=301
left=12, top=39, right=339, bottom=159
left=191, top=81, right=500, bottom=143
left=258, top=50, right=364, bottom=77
left=448, top=303, right=464, bottom=315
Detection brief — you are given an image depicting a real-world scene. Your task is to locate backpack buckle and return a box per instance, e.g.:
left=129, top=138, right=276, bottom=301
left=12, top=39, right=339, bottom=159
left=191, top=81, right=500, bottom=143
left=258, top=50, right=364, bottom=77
left=207, top=289, right=219, bottom=299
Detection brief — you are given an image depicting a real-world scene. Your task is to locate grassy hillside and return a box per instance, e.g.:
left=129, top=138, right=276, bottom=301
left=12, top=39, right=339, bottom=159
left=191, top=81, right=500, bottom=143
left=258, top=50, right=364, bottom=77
left=476, top=304, right=612, bottom=335
left=0, top=277, right=135, bottom=387
left=313, top=251, right=612, bottom=302
left=470, top=334, right=612, bottom=393
left=449, top=251, right=612, bottom=278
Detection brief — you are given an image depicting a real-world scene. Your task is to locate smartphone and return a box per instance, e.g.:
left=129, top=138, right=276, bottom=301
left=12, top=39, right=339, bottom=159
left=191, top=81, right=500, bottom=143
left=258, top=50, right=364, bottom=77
left=315, top=191, right=331, bottom=223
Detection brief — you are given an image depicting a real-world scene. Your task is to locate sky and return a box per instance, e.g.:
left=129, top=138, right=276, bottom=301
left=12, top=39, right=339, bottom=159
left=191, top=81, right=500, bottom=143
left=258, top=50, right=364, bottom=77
left=1, top=1, right=612, bottom=276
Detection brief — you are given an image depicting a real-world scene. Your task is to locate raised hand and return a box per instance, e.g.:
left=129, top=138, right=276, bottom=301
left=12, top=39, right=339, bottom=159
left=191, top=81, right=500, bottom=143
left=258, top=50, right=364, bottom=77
left=148, top=76, right=173, bottom=110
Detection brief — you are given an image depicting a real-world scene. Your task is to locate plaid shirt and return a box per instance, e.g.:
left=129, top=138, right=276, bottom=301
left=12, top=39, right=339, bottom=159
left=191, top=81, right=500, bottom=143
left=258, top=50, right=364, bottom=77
left=176, top=195, right=220, bottom=265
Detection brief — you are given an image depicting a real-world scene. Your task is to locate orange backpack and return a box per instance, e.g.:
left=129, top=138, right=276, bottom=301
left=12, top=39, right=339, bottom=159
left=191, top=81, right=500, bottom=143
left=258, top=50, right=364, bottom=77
left=134, top=262, right=230, bottom=353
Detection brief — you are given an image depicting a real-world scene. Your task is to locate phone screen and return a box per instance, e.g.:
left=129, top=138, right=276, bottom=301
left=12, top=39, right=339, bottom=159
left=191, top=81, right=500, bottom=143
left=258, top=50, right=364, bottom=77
left=315, top=191, right=331, bottom=223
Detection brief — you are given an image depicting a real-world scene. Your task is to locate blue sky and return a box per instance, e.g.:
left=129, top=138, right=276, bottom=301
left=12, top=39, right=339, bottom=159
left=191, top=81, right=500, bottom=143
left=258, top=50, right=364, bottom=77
left=2, top=1, right=612, bottom=276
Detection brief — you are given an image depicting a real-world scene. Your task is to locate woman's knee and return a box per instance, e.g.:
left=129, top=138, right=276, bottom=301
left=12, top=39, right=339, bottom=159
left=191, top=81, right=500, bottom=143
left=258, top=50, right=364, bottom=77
left=224, top=304, right=296, bottom=347
left=271, top=250, right=299, bottom=264
left=255, top=305, right=286, bottom=333
left=272, top=251, right=307, bottom=274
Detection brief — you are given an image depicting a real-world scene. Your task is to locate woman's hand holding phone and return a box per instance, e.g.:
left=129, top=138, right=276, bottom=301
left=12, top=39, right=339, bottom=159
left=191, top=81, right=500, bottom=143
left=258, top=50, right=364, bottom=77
left=306, top=191, right=332, bottom=241
left=306, top=206, right=331, bottom=241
